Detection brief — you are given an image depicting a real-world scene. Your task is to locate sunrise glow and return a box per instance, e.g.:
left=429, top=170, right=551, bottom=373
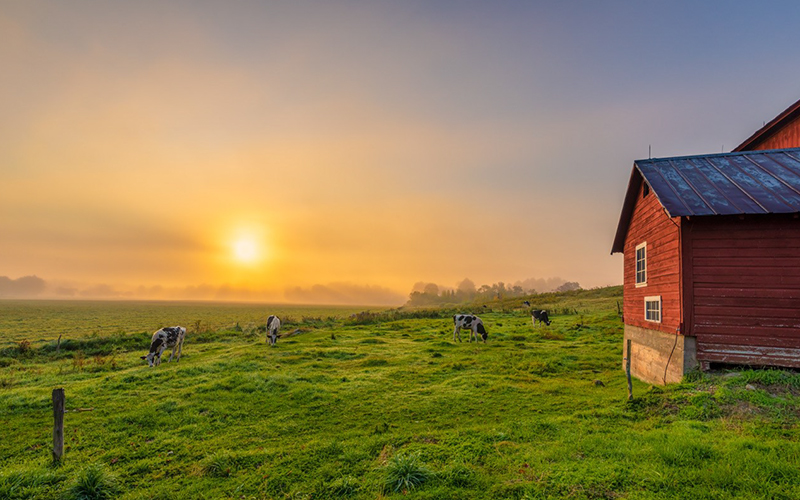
left=2, top=1, right=797, bottom=304
left=233, top=238, right=259, bottom=264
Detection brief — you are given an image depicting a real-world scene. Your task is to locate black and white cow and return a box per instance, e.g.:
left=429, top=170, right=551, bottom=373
left=532, top=310, right=551, bottom=326
left=141, top=326, right=186, bottom=367
left=266, top=315, right=281, bottom=346
left=453, top=314, right=488, bottom=343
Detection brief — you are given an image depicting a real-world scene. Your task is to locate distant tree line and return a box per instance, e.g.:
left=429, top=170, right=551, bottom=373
left=406, top=278, right=581, bottom=307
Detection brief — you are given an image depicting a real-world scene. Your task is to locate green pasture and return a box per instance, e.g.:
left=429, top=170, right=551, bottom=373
left=0, top=301, right=377, bottom=348
left=2, top=288, right=800, bottom=499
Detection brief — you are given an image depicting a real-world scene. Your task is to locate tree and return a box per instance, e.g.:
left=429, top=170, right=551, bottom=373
left=423, top=283, right=440, bottom=296
left=555, top=281, right=581, bottom=292
left=456, top=278, right=476, bottom=295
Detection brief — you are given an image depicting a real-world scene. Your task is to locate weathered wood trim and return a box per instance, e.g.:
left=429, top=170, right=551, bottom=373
left=681, top=217, right=693, bottom=336
left=698, top=343, right=800, bottom=368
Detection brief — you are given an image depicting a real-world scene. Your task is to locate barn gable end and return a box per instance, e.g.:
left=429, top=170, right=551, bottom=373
left=618, top=173, right=692, bottom=384
left=735, top=98, right=800, bottom=152
left=622, top=177, right=682, bottom=335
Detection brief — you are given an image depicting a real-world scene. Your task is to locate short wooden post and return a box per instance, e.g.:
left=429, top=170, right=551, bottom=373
left=52, top=388, right=65, bottom=463
left=626, top=339, right=633, bottom=401
left=56, top=334, right=62, bottom=353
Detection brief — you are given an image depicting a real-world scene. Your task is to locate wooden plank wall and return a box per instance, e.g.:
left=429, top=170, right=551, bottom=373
left=748, top=114, right=800, bottom=150
left=623, top=180, right=682, bottom=335
left=689, top=215, right=800, bottom=367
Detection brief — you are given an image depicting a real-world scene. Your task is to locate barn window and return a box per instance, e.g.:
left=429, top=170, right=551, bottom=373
left=635, top=242, right=647, bottom=286
left=645, top=296, right=661, bottom=323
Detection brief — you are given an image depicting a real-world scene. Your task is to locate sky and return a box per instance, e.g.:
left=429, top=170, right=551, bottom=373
left=3, top=1, right=800, bottom=305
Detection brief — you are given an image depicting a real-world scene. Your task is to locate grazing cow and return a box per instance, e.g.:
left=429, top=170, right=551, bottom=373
left=266, top=315, right=281, bottom=346
left=523, top=300, right=531, bottom=307
left=453, top=314, right=488, bottom=343
left=532, top=310, right=551, bottom=326
left=141, top=326, right=186, bottom=367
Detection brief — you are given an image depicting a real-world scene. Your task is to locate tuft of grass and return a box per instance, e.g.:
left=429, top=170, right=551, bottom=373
left=738, top=368, right=800, bottom=389
left=326, top=475, right=361, bottom=496
left=443, top=463, right=476, bottom=488
left=361, top=357, right=389, bottom=367
left=201, top=451, right=236, bottom=477
left=17, top=340, right=31, bottom=355
left=682, top=368, right=708, bottom=383
left=65, top=464, right=120, bottom=500
left=0, top=468, right=66, bottom=499
left=540, top=330, right=565, bottom=340
left=384, top=453, right=432, bottom=493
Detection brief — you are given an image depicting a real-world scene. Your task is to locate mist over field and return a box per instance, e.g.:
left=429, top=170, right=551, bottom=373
left=0, top=274, right=582, bottom=306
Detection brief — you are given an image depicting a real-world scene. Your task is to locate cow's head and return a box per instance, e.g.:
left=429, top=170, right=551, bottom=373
left=140, top=352, right=156, bottom=367
left=476, top=322, right=488, bottom=342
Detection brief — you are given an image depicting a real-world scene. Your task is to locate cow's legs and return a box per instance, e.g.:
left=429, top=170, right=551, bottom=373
left=156, top=345, right=167, bottom=366
left=168, top=343, right=177, bottom=362
left=176, top=336, right=183, bottom=362
left=453, top=326, right=462, bottom=342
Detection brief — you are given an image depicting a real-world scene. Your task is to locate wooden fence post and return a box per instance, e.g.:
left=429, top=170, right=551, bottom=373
left=626, top=339, right=633, bottom=401
left=52, top=388, right=65, bottom=463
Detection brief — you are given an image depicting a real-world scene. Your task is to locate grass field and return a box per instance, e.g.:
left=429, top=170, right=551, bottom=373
left=0, top=301, right=381, bottom=348
left=2, top=287, right=800, bottom=499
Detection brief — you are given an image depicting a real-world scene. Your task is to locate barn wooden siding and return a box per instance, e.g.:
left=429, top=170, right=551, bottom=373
left=686, top=214, right=800, bottom=367
left=744, top=115, right=800, bottom=151
left=735, top=98, right=800, bottom=152
left=623, top=180, right=682, bottom=334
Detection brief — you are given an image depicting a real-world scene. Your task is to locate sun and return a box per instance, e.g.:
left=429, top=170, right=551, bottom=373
left=232, top=238, right=258, bottom=263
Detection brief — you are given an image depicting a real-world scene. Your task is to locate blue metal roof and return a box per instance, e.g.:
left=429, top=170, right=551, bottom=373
left=611, top=148, right=800, bottom=254
left=636, top=148, right=800, bottom=217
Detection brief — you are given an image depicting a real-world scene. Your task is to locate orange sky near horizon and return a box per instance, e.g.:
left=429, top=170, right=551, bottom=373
left=3, top=1, right=800, bottom=304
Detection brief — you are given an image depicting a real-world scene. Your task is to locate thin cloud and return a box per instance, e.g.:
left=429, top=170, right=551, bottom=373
left=0, top=275, right=46, bottom=297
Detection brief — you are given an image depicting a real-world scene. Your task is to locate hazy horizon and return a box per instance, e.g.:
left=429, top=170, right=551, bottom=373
left=0, top=273, right=584, bottom=306
left=4, top=1, right=800, bottom=305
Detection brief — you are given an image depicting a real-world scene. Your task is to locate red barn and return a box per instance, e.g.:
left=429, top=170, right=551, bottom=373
left=735, top=97, right=800, bottom=152
left=612, top=145, right=800, bottom=384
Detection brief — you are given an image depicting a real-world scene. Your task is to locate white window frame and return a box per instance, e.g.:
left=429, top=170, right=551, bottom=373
left=644, top=295, right=662, bottom=323
left=635, top=242, right=647, bottom=287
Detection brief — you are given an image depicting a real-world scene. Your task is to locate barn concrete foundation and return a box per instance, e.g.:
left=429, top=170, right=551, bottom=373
left=623, top=325, right=697, bottom=385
